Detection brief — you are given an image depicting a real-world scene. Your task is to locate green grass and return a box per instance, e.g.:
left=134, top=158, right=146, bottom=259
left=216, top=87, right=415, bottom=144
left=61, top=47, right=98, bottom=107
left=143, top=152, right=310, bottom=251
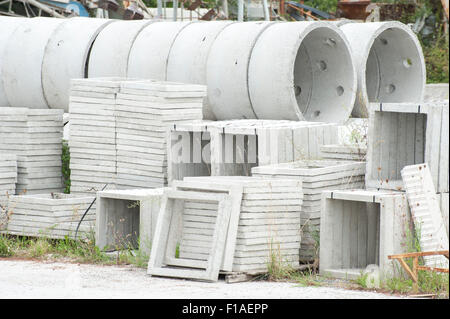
left=62, top=140, right=71, bottom=194
left=0, top=232, right=149, bottom=268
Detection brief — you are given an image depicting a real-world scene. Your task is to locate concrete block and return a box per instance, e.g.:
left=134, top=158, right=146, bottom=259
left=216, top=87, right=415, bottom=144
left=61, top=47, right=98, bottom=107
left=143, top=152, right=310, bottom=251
left=320, top=189, right=413, bottom=279
left=1, top=193, right=95, bottom=239
left=252, top=160, right=365, bottom=263
left=424, top=83, right=449, bottom=102
left=147, top=189, right=234, bottom=282
left=401, top=163, right=449, bottom=267
left=366, top=102, right=449, bottom=192
left=96, top=188, right=165, bottom=256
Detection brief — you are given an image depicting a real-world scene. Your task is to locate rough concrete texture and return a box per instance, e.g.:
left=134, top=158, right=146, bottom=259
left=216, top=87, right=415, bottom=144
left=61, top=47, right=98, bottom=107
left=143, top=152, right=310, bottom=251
left=339, top=21, right=425, bottom=118
left=424, top=83, right=449, bottom=102
left=2, top=193, right=95, bottom=239
left=1, top=17, right=65, bottom=108
left=88, top=20, right=153, bottom=78
left=320, top=189, right=412, bottom=280
left=206, top=21, right=274, bottom=120
left=0, top=16, right=26, bottom=107
left=249, top=22, right=356, bottom=123
left=127, top=21, right=192, bottom=80
left=166, top=21, right=234, bottom=120
left=0, top=260, right=405, bottom=299
left=42, top=17, right=114, bottom=112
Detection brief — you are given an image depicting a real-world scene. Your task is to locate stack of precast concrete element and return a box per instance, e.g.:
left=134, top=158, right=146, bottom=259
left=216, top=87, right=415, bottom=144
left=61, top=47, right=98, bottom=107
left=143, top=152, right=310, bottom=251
left=0, top=17, right=425, bottom=123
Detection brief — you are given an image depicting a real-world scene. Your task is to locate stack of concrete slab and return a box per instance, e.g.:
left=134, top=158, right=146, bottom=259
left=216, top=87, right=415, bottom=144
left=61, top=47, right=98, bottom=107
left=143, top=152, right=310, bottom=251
left=0, top=108, right=63, bottom=195
left=68, top=78, right=122, bottom=196
left=366, top=101, right=449, bottom=193
left=319, top=189, right=412, bottom=280
left=168, top=119, right=339, bottom=184
left=319, top=144, right=367, bottom=162
left=1, top=193, right=95, bottom=239
left=0, top=154, right=17, bottom=200
left=114, top=80, right=205, bottom=189
left=178, top=176, right=303, bottom=273
left=252, top=160, right=366, bottom=262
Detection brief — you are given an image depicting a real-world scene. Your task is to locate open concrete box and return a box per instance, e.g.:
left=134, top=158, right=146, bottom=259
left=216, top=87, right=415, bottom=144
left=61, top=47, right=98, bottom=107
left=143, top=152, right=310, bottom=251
left=96, top=188, right=165, bottom=256
left=319, top=189, right=413, bottom=280
left=366, top=102, right=448, bottom=193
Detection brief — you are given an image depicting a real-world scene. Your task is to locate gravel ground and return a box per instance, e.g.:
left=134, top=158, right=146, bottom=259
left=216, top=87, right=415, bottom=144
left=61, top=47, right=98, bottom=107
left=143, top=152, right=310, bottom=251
left=0, top=259, right=407, bottom=299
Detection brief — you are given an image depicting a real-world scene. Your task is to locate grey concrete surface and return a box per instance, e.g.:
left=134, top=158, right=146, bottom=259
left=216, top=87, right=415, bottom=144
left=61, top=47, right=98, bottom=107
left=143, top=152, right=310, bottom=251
left=0, top=260, right=405, bottom=299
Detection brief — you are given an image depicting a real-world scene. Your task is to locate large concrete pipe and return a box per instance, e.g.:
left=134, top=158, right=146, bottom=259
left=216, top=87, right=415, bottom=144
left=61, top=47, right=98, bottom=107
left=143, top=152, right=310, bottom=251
left=206, top=21, right=275, bottom=120
left=249, top=22, right=356, bottom=123
left=127, top=21, right=193, bottom=80
left=339, top=21, right=425, bottom=117
left=42, top=18, right=115, bottom=112
left=0, top=17, right=26, bottom=107
left=166, top=21, right=234, bottom=120
left=1, top=17, right=65, bottom=108
left=88, top=19, right=154, bottom=78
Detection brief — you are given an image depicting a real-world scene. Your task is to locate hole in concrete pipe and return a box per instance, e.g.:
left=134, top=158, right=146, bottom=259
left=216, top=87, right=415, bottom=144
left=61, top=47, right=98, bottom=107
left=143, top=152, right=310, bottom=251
left=294, top=85, right=301, bottom=96
left=293, top=27, right=354, bottom=122
left=365, top=27, right=424, bottom=106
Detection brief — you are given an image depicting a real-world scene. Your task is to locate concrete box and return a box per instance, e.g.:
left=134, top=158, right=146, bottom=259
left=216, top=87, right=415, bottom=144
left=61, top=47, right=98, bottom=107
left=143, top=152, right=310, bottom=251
left=96, top=188, right=165, bottom=256
left=366, top=102, right=449, bottom=193
left=319, top=189, right=413, bottom=280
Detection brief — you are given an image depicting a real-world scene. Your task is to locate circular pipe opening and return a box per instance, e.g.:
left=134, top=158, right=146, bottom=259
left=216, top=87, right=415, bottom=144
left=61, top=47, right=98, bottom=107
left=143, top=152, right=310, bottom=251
left=293, top=27, right=355, bottom=122
left=365, top=27, right=424, bottom=106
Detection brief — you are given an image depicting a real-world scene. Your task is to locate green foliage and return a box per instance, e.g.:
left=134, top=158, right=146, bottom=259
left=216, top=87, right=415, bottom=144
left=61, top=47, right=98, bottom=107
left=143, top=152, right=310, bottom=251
left=0, top=234, right=13, bottom=257
left=62, top=140, right=71, bottom=194
left=422, top=34, right=449, bottom=83
left=303, top=0, right=337, bottom=14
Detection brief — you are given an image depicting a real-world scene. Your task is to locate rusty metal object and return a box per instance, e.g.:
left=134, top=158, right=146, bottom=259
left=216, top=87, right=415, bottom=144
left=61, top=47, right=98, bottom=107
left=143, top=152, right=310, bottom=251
left=337, top=0, right=371, bottom=20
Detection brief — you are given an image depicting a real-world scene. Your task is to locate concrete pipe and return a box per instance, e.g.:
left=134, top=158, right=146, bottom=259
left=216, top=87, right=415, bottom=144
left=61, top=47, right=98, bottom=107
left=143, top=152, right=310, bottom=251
left=88, top=20, right=154, bottom=78
left=127, top=21, right=193, bottom=80
left=249, top=21, right=356, bottom=123
left=0, top=17, right=26, bottom=107
left=206, top=21, right=275, bottom=120
left=166, top=21, right=234, bottom=120
left=1, top=17, right=65, bottom=108
left=42, top=17, right=115, bottom=112
left=339, top=21, right=425, bottom=117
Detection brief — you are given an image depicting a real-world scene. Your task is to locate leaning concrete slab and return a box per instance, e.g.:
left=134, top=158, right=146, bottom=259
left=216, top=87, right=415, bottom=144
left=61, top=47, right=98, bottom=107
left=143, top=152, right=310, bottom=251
left=366, top=101, right=449, bottom=192
left=147, top=189, right=233, bottom=282
left=401, top=163, right=449, bottom=267
left=320, top=189, right=412, bottom=280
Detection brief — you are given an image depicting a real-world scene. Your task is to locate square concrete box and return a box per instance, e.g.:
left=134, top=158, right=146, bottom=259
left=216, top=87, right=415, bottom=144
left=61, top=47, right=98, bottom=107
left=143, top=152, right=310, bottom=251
left=1, top=193, right=95, bottom=239
left=366, top=102, right=449, bottom=192
left=319, top=189, right=413, bottom=280
left=96, top=188, right=165, bottom=255
left=168, top=120, right=338, bottom=184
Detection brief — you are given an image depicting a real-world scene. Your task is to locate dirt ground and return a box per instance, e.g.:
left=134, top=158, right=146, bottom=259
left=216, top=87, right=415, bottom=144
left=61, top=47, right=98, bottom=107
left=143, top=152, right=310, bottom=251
left=0, top=259, right=407, bottom=299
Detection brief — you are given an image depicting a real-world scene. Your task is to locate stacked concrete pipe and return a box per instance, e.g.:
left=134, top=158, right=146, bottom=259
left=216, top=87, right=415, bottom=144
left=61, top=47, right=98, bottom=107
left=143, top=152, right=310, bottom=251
left=248, top=21, right=356, bottom=123
left=0, top=17, right=26, bottom=107
left=42, top=17, right=114, bottom=111
left=166, top=21, right=234, bottom=120
left=0, top=17, right=425, bottom=124
left=88, top=19, right=154, bottom=78
left=338, top=21, right=426, bottom=117
left=1, top=17, right=65, bottom=109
